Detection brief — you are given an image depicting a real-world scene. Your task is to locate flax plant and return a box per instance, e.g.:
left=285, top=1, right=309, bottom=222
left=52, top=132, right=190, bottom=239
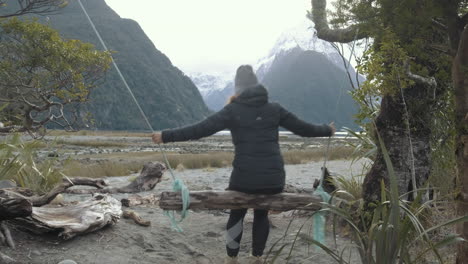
left=0, top=134, right=63, bottom=193
left=283, top=131, right=467, bottom=264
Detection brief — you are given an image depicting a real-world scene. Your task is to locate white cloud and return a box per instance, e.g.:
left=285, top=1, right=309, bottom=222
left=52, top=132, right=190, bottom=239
left=104, top=0, right=311, bottom=74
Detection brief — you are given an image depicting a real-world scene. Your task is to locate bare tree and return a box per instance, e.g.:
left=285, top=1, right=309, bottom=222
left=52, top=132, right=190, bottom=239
left=0, top=0, right=67, bottom=18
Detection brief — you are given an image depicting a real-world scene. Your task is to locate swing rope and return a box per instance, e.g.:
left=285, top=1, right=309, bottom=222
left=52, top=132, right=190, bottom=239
left=312, top=136, right=332, bottom=245
left=77, top=0, right=189, bottom=232
left=311, top=28, right=361, bottom=245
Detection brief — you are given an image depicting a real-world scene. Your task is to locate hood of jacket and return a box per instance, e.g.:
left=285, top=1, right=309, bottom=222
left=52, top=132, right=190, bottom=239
left=232, top=84, right=268, bottom=107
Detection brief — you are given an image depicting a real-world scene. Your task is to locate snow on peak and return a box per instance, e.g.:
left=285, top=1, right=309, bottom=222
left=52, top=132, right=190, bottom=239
left=188, top=71, right=232, bottom=97
left=255, top=20, right=340, bottom=78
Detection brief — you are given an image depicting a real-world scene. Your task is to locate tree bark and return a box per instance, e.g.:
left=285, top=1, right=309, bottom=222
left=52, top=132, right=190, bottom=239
left=454, top=25, right=468, bottom=264
left=0, top=196, right=32, bottom=220
left=363, top=86, right=433, bottom=202
left=159, top=191, right=322, bottom=211
left=66, top=162, right=165, bottom=194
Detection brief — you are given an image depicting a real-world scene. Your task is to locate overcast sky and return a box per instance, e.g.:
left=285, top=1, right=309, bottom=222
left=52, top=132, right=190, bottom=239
left=104, top=0, right=311, bottom=74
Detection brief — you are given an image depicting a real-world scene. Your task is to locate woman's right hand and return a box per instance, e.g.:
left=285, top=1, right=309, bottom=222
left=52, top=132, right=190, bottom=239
left=152, top=133, right=163, bottom=144
left=329, top=122, right=336, bottom=136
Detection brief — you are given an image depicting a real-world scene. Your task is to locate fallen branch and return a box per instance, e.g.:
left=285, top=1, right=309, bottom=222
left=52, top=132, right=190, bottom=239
left=123, top=210, right=151, bottom=227
left=159, top=191, right=322, bottom=211
left=1, top=178, right=107, bottom=208
left=29, top=177, right=107, bottom=206
left=67, top=162, right=166, bottom=194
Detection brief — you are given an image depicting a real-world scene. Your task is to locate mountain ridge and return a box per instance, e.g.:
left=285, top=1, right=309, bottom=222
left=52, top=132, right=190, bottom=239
left=0, top=0, right=212, bottom=130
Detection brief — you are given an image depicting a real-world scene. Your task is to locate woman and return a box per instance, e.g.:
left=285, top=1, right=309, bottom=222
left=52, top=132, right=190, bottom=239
left=152, top=65, right=335, bottom=264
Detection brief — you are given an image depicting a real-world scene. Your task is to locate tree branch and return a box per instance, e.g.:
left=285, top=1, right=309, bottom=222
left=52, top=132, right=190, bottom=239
left=0, top=0, right=67, bottom=19
left=404, top=60, right=437, bottom=88
left=310, top=0, right=368, bottom=43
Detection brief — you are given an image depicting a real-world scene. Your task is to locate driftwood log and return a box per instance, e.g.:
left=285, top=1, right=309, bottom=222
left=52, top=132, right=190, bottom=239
left=0, top=196, right=32, bottom=220
left=121, top=193, right=159, bottom=207
left=159, top=191, right=322, bottom=211
left=0, top=178, right=107, bottom=208
left=67, top=162, right=166, bottom=194
left=11, top=194, right=122, bottom=240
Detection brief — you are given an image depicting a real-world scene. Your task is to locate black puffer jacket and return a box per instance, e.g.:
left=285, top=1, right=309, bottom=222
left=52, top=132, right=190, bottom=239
left=162, top=85, right=332, bottom=193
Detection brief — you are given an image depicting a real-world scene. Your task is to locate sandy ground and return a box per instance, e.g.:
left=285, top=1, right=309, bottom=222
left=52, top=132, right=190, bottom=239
left=2, top=158, right=369, bottom=264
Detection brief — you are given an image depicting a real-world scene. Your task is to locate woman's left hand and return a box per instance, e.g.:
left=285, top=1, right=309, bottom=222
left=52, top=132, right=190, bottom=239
left=152, top=133, right=163, bottom=144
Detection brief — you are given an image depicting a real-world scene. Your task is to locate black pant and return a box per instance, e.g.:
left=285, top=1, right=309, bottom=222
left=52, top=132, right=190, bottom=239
left=226, top=209, right=269, bottom=257
left=225, top=188, right=282, bottom=257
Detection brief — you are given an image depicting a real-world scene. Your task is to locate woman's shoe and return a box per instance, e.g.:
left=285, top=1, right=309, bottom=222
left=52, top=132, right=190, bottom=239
left=224, top=256, right=239, bottom=264
left=249, top=255, right=264, bottom=264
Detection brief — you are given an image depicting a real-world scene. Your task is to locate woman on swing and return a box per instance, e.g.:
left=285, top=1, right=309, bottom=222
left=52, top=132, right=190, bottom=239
left=152, top=65, right=335, bottom=264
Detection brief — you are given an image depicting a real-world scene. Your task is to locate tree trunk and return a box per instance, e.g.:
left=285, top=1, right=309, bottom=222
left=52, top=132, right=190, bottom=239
left=454, top=25, right=468, bottom=264
left=310, top=0, right=433, bottom=204
left=159, top=191, right=322, bottom=211
left=363, top=83, right=433, bottom=202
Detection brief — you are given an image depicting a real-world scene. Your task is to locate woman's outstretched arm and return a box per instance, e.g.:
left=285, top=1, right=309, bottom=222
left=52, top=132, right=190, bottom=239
left=279, top=105, right=335, bottom=137
left=153, top=106, right=232, bottom=143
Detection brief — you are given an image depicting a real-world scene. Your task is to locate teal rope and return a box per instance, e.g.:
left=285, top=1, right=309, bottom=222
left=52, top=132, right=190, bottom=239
left=158, top=143, right=191, bottom=232
left=312, top=137, right=332, bottom=245
left=164, top=178, right=190, bottom=232
left=78, top=0, right=190, bottom=232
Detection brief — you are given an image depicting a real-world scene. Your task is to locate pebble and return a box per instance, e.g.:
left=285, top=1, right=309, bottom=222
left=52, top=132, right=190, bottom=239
left=31, top=250, right=42, bottom=256
left=57, top=260, right=77, bottom=264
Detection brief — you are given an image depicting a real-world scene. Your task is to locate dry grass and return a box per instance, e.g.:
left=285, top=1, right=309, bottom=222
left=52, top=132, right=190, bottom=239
left=47, top=129, right=151, bottom=138
left=62, top=160, right=144, bottom=178
left=55, top=139, right=130, bottom=148
left=66, top=146, right=354, bottom=178
left=283, top=146, right=354, bottom=164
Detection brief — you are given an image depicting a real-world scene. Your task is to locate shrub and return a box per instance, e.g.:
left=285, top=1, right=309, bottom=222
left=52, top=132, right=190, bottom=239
left=0, top=134, right=63, bottom=193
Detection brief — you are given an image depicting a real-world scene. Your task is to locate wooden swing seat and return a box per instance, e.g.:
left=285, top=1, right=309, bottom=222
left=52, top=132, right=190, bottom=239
left=159, top=190, right=322, bottom=211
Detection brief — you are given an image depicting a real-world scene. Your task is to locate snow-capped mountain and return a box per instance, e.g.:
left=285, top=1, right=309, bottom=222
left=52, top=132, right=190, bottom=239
left=255, top=20, right=344, bottom=80
left=188, top=19, right=361, bottom=126
left=187, top=72, right=232, bottom=98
